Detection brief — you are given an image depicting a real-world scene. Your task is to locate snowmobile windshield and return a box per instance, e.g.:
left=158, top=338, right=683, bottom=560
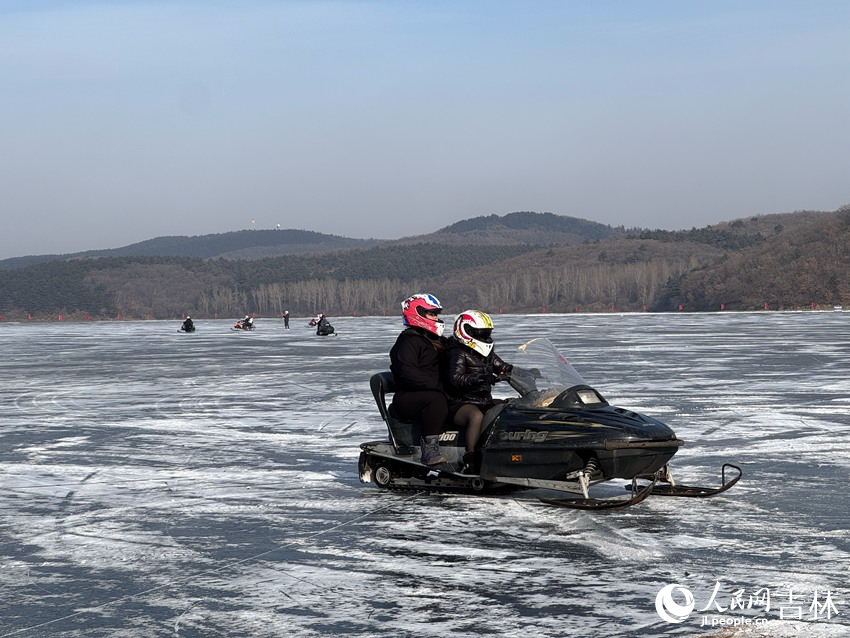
left=509, top=338, right=606, bottom=408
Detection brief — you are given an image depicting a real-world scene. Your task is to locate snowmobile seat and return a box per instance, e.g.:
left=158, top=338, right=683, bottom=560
left=370, top=371, right=422, bottom=451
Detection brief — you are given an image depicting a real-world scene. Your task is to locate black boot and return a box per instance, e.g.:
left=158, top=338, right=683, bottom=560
left=461, top=451, right=479, bottom=474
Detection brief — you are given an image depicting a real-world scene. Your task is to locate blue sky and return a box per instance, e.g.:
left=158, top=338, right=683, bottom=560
left=1, top=0, right=848, bottom=258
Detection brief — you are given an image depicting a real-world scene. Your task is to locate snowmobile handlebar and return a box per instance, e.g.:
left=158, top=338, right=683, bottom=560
left=505, top=366, right=541, bottom=396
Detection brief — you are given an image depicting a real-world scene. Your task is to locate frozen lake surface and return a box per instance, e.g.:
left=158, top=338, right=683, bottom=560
left=1, top=312, right=849, bottom=637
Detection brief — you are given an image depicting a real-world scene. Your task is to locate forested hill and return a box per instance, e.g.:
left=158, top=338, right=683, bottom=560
left=0, top=207, right=848, bottom=319
left=415, top=207, right=850, bottom=314
left=94, top=229, right=380, bottom=260
left=0, top=211, right=620, bottom=270
left=0, top=212, right=626, bottom=270
left=0, top=229, right=380, bottom=270
left=394, top=211, right=628, bottom=245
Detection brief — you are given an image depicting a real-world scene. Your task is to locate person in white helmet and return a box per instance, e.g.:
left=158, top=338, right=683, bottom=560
left=445, top=309, right=513, bottom=471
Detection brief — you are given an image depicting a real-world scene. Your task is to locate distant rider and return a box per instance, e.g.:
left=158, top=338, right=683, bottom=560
left=181, top=316, right=195, bottom=332
left=316, top=313, right=335, bottom=336
left=389, top=293, right=449, bottom=466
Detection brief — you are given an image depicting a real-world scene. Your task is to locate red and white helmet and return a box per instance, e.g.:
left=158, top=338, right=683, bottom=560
left=453, top=309, right=494, bottom=356
left=402, top=293, right=444, bottom=337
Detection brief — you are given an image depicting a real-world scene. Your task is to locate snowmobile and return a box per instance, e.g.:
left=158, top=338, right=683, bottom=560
left=309, top=314, right=335, bottom=335
left=232, top=319, right=255, bottom=331
left=316, top=318, right=335, bottom=336
left=359, top=338, right=741, bottom=509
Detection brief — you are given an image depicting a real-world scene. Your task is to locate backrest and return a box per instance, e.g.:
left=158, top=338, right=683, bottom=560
left=369, top=371, right=395, bottom=424
left=369, top=371, right=418, bottom=450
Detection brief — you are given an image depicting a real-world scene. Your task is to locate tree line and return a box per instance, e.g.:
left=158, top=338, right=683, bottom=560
left=0, top=253, right=704, bottom=319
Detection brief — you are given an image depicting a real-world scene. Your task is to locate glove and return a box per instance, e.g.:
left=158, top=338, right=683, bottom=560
left=476, top=372, right=499, bottom=386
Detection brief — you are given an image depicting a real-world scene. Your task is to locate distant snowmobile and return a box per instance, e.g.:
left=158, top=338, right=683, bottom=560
left=359, top=338, right=740, bottom=509
left=316, top=317, right=335, bottom=336
left=311, top=313, right=335, bottom=336
left=232, top=317, right=255, bottom=331
left=179, top=317, right=195, bottom=333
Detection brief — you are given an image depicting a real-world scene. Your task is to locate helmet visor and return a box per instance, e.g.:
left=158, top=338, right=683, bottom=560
left=418, top=307, right=442, bottom=319
left=468, top=326, right=492, bottom=342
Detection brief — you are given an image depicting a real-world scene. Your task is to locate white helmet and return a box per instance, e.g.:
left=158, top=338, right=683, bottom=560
left=453, top=309, right=494, bottom=356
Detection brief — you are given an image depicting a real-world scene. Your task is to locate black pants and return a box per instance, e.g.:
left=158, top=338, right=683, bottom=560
left=391, top=390, right=448, bottom=437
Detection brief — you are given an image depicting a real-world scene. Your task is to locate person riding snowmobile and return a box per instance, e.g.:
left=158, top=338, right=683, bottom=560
left=445, top=310, right=513, bottom=470
left=389, top=293, right=449, bottom=466
left=181, top=316, right=195, bottom=332
left=316, top=313, right=335, bottom=336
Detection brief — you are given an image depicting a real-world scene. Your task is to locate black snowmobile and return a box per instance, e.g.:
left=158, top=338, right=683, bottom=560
left=359, top=338, right=740, bottom=509
left=310, top=315, right=335, bottom=336
left=316, top=318, right=335, bottom=336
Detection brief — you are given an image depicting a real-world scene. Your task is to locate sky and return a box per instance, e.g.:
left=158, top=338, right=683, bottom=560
left=1, top=0, right=848, bottom=259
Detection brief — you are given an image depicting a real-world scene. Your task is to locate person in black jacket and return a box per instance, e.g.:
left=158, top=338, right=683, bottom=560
left=316, top=313, right=335, bottom=336
left=445, top=310, right=513, bottom=470
left=389, top=293, right=449, bottom=465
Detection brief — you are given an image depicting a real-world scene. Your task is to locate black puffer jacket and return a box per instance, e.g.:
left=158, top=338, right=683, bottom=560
left=389, top=327, right=447, bottom=393
left=445, top=339, right=512, bottom=405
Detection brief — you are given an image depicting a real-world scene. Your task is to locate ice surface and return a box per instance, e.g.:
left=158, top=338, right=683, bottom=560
left=1, top=312, right=849, bottom=637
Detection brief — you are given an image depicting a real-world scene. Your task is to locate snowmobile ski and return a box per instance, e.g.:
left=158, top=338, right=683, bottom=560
left=538, top=477, right=658, bottom=510
left=635, top=463, right=742, bottom=498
